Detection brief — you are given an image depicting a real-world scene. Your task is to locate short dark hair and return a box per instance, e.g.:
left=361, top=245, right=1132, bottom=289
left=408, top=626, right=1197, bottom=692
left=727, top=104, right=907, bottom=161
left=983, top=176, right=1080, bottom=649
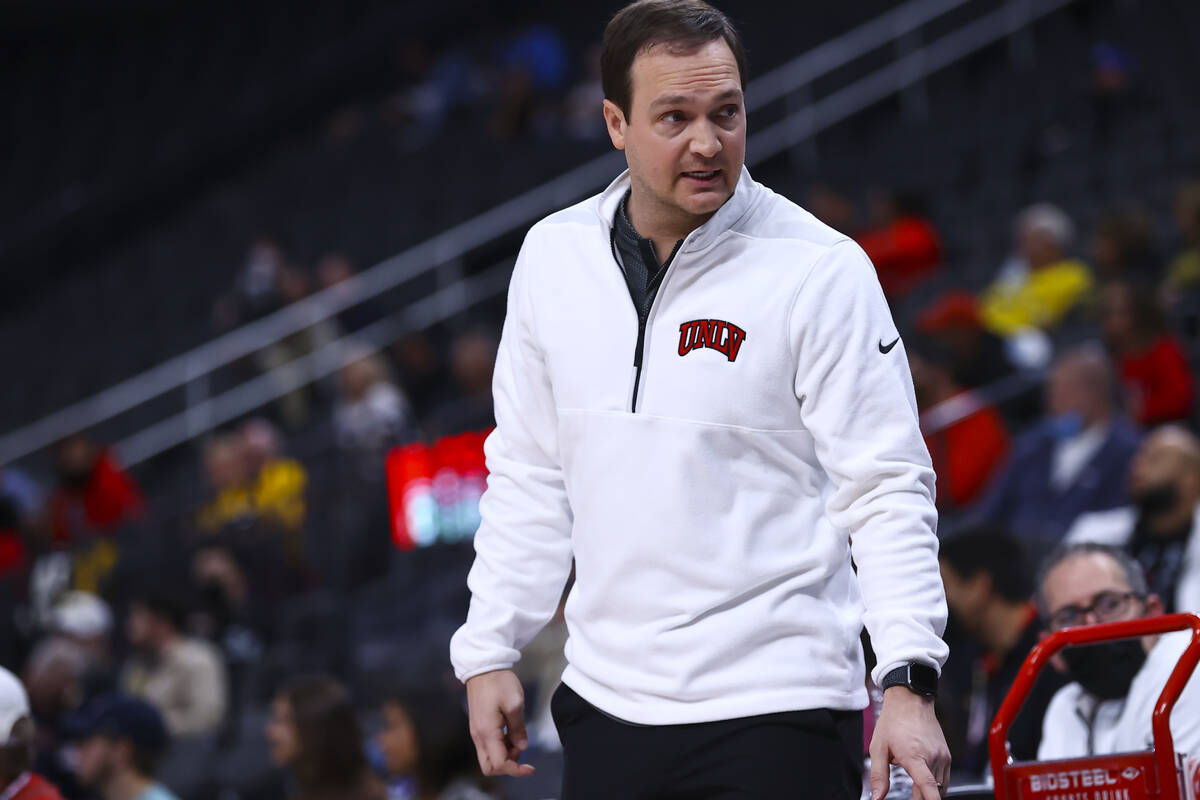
left=382, top=688, right=480, bottom=796
left=1034, top=541, right=1149, bottom=619
left=939, top=526, right=1033, bottom=603
left=601, top=0, right=747, bottom=119
left=130, top=586, right=189, bottom=634
left=280, top=675, right=375, bottom=800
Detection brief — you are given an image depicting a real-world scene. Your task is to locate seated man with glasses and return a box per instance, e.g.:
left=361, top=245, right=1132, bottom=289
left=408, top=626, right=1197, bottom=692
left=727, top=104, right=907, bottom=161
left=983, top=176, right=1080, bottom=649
left=1034, top=542, right=1200, bottom=759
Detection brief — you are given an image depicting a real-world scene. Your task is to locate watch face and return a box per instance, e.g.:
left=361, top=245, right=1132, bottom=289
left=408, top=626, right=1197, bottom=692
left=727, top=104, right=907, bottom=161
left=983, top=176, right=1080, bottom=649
left=910, top=664, right=938, bottom=695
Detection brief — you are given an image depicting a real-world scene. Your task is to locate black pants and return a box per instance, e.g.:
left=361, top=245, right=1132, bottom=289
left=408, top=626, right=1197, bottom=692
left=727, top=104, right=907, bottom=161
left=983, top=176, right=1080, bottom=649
left=551, top=683, right=864, bottom=800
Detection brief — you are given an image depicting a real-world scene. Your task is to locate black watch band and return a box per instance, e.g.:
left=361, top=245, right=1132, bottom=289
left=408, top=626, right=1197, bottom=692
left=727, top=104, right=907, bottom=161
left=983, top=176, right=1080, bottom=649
left=880, top=663, right=938, bottom=697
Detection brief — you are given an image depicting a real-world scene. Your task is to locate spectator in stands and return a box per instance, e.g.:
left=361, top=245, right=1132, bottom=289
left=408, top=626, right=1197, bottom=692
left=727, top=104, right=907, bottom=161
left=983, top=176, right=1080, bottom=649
left=908, top=335, right=1009, bottom=509
left=265, top=675, right=386, bottom=800
left=0, top=466, right=42, bottom=530
left=423, top=330, right=497, bottom=439
left=1066, top=426, right=1200, bottom=613
left=317, top=253, right=387, bottom=337
left=198, top=421, right=306, bottom=538
left=979, top=203, right=1093, bottom=336
left=197, top=434, right=255, bottom=532
left=974, top=345, right=1141, bottom=559
left=239, top=418, right=307, bottom=563
left=375, top=688, right=494, bottom=800
left=67, top=694, right=178, bottom=800
left=214, top=235, right=336, bottom=426
left=121, top=589, right=228, bottom=737
left=189, top=517, right=301, bottom=647
left=335, top=347, right=418, bottom=478
left=491, top=21, right=570, bottom=140
left=0, top=465, right=41, bottom=578
left=1035, top=542, right=1200, bottom=758
left=1089, top=209, right=1157, bottom=281
left=47, top=591, right=115, bottom=679
left=46, top=434, right=144, bottom=547
left=213, top=235, right=292, bottom=330
left=1100, top=280, right=1195, bottom=426
left=937, top=528, right=1063, bottom=777
left=855, top=189, right=942, bottom=300
left=0, top=667, right=64, bottom=800
left=391, top=332, right=450, bottom=420
left=915, top=291, right=1015, bottom=391
left=1165, top=181, right=1200, bottom=291
left=563, top=44, right=605, bottom=140
left=23, top=636, right=94, bottom=797
left=0, top=491, right=28, bottom=580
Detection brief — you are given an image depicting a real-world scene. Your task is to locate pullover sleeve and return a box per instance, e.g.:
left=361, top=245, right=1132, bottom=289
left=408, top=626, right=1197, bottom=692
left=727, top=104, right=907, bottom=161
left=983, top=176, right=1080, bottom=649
left=789, top=239, right=949, bottom=685
left=449, top=232, right=575, bottom=683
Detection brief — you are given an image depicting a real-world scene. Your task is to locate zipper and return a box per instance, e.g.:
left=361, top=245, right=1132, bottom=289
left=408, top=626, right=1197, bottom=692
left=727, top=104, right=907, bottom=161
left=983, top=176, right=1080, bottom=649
left=612, top=225, right=683, bottom=412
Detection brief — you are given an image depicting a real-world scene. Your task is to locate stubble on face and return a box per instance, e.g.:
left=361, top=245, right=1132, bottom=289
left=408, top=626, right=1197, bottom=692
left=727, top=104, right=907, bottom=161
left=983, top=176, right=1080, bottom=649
left=610, top=38, right=746, bottom=244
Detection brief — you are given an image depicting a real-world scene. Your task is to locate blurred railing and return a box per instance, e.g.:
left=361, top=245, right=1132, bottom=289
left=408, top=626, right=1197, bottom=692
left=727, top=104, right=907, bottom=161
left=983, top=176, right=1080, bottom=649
left=0, top=0, right=1078, bottom=468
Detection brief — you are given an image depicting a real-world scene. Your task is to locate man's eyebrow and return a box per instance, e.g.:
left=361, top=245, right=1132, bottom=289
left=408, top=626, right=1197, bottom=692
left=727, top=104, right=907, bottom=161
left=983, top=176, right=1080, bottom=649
left=649, top=88, right=744, bottom=110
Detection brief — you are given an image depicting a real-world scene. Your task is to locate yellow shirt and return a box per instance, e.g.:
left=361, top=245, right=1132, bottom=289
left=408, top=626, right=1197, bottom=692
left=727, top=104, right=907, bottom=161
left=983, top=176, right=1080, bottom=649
left=1167, top=248, right=1200, bottom=288
left=979, top=258, right=1093, bottom=336
left=197, top=458, right=307, bottom=532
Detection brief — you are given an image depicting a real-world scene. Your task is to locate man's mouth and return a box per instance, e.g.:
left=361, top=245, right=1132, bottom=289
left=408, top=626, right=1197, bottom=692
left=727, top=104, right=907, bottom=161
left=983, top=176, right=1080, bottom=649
left=681, top=169, right=721, bottom=183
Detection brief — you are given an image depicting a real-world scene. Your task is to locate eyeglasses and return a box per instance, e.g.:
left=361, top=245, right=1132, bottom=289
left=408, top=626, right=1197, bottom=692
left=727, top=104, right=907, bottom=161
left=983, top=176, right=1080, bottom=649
left=1047, top=591, right=1144, bottom=631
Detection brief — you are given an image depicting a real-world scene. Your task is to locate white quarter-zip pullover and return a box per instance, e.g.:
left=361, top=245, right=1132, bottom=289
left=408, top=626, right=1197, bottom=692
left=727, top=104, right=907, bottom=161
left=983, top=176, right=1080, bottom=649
left=450, top=167, right=949, bottom=724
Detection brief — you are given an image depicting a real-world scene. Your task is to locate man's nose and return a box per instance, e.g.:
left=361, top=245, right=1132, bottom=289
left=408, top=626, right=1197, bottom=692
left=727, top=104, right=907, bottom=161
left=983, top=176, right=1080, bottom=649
left=690, top=121, right=722, bottom=158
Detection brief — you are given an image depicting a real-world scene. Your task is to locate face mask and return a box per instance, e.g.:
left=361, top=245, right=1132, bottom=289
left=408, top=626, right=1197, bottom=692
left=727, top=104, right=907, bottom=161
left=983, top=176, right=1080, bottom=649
left=1048, top=412, right=1085, bottom=440
left=1133, top=483, right=1180, bottom=522
left=1061, top=638, right=1147, bottom=699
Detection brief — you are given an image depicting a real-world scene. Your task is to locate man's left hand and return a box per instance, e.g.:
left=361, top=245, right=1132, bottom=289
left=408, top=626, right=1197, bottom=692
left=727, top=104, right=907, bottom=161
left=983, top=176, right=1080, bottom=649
left=868, top=686, right=951, bottom=800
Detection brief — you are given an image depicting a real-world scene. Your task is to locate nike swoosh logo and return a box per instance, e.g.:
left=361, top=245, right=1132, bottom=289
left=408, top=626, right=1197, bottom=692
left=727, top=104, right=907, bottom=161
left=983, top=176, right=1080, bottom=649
left=879, top=337, right=900, bottom=354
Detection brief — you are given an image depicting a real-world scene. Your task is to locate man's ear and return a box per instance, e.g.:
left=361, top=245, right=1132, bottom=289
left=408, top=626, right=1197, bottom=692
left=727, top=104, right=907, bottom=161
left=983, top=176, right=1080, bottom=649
left=1145, top=593, right=1165, bottom=618
left=603, top=99, right=627, bottom=151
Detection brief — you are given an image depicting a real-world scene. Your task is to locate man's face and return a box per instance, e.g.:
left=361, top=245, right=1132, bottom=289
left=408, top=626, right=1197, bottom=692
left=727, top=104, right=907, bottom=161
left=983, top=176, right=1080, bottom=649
left=1045, top=359, right=1090, bottom=419
left=1018, top=226, right=1062, bottom=269
left=1129, top=431, right=1193, bottom=499
left=73, top=735, right=117, bottom=787
left=264, top=696, right=299, bottom=767
left=1041, top=553, right=1150, bottom=632
left=938, top=561, right=989, bottom=639
left=376, top=703, right=418, bottom=777
left=125, top=605, right=160, bottom=654
left=604, top=38, right=746, bottom=230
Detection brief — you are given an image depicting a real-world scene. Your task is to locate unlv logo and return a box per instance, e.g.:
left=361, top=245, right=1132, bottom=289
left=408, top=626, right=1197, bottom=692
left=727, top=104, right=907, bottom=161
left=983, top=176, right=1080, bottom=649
left=678, top=319, right=747, bottom=362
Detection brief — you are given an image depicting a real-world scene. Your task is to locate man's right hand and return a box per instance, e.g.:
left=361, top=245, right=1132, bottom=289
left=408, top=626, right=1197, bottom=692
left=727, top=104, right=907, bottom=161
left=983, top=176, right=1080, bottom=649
left=465, top=669, right=536, bottom=778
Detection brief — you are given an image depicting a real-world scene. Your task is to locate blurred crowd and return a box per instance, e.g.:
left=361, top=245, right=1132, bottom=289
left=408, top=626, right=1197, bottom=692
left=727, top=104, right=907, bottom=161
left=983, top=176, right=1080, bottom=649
left=842, top=178, right=1200, bottom=782
left=325, top=19, right=606, bottom=148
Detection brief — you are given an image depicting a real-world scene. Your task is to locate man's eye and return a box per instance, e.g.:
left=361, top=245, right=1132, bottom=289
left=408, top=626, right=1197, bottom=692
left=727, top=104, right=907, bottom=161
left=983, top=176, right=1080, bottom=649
left=719, top=105, right=738, bottom=117
left=663, top=112, right=685, bottom=123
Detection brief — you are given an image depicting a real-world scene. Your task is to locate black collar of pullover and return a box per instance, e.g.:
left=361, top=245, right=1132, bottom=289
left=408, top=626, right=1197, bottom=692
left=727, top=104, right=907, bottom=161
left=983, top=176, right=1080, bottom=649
left=612, top=191, right=683, bottom=318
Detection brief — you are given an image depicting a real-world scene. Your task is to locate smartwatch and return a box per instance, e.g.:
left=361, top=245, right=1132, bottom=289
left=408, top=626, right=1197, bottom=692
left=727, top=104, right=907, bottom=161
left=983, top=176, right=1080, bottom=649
left=880, top=662, right=938, bottom=697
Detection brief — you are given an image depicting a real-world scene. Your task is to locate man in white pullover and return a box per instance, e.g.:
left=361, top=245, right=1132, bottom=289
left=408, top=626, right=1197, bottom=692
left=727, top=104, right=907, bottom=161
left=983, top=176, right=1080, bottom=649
left=450, top=2, right=951, bottom=797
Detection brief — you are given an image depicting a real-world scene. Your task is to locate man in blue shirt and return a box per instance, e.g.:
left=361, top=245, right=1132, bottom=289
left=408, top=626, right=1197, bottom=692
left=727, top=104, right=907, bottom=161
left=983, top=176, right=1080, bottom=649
left=67, top=695, right=180, bottom=800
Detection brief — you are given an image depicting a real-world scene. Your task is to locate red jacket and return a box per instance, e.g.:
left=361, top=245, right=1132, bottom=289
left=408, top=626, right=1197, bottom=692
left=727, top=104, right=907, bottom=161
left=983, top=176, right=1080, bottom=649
left=924, top=396, right=1010, bottom=508
left=48, top=450, right=145, bottom=545
left=6, top=773, right=65, bottom=800
left=1120, top=335, right=1195, bottom=427
left=857, top=215, right=942, bottom=299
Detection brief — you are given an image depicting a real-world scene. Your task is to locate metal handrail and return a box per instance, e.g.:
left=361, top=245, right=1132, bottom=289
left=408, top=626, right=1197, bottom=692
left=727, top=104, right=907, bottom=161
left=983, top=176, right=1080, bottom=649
left=0, top=0, right=1074, bottom=467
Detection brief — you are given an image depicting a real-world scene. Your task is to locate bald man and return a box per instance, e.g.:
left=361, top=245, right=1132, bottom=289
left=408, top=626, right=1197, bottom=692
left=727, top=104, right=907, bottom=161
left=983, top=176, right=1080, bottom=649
left=1067, top=425, right=1200, bottom=612
left=974, top=345, right=1141, bottom=560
